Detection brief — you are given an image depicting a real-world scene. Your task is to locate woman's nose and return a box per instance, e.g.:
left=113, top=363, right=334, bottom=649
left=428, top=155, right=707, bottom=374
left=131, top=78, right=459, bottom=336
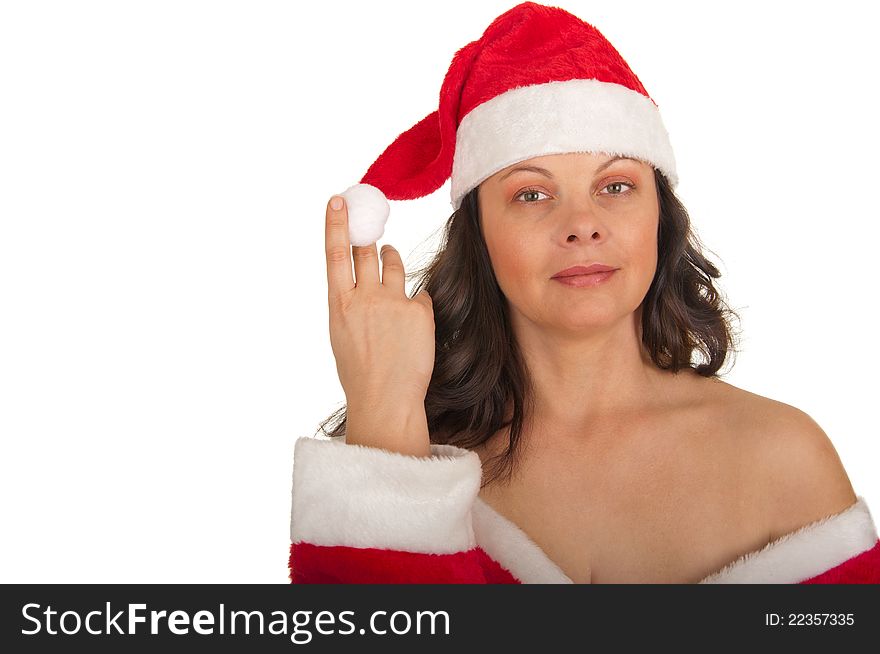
left=561, top=206, right=606, bottom=243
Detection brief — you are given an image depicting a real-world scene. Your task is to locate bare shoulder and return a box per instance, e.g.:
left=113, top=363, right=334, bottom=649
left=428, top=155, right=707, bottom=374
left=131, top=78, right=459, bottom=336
left=706, top=378, right=858, bottom=541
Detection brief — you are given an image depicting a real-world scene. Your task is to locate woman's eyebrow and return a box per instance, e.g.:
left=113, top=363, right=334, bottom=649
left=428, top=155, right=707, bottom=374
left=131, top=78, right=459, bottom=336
left=498, top=155, right=640, bottom=182
left=499, top=164, right=555, bottom=181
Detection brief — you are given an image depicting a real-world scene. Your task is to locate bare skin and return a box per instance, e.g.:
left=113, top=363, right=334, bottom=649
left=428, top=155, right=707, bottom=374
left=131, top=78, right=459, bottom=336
left=478, top=151, right=663, bottom=428
left=471, top=152, right=857, bottom=583
left=472, top=373, right=759, bottom=583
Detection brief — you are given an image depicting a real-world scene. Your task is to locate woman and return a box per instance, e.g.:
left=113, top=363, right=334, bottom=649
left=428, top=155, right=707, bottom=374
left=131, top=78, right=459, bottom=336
left=289, top=2, right=880, bottom=583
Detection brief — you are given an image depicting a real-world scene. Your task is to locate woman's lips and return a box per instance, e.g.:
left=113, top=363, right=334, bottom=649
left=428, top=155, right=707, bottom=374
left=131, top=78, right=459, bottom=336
left=551, top=269, right=617, bottom=287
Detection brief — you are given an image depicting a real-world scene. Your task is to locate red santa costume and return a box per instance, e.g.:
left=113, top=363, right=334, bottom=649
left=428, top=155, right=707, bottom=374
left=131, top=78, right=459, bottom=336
left=290, top=2, right=880, bottom=583
left=289, top=437, right=880, bottom=583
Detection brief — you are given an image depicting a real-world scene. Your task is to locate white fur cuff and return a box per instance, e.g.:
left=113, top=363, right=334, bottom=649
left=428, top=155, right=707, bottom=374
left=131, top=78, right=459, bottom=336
left=290, top=436, right=483, bottom=554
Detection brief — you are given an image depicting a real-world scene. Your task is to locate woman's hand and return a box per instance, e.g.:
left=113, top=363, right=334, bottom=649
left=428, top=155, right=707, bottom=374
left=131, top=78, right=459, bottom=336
left=324, top=195, right=434, bottom=456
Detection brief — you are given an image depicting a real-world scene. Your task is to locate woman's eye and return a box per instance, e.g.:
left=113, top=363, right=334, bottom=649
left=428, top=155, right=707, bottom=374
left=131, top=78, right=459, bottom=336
left=514, top=188, right=550, bottom=204
left=599, top=181, right=636, bottom=196
left=514, top=181, right=635, bottom=205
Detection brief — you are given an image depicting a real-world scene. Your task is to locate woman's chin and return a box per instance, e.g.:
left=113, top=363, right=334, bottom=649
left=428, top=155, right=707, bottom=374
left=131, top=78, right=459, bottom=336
left=549, top=311, right=619, bottom=333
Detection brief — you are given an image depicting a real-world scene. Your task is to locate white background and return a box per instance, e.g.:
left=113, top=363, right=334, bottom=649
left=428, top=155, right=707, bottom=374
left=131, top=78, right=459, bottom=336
left=1, top=0, right=877, bottom=583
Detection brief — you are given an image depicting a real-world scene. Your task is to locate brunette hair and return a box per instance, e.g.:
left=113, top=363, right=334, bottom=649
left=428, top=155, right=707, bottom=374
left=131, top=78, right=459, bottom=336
left=317, top=169, right=743, bottom=487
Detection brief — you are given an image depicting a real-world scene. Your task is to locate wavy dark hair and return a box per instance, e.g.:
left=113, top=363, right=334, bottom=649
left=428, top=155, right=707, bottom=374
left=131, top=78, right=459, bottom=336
left=317, top=168, right=743, bottom=488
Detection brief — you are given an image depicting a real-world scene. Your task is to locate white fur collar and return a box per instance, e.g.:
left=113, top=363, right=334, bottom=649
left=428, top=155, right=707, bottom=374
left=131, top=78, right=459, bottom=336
left=472, top=495, right=878, bottom=584
left=698, top=495, right=877, bottom=583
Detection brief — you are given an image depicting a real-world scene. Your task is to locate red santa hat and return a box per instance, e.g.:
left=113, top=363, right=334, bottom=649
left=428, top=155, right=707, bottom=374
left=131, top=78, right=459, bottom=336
left=339, top=1, right=678, bottom=246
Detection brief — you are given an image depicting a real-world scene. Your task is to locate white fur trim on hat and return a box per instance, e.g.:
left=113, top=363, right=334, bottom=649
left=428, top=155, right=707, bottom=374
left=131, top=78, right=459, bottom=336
left=450, top=78, right=678, bottom=210
left=290, top=436, right=482, bottom=554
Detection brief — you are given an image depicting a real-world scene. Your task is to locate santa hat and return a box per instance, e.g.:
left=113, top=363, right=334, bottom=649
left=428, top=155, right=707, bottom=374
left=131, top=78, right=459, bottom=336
left=339, top=1, right=678, bottom=246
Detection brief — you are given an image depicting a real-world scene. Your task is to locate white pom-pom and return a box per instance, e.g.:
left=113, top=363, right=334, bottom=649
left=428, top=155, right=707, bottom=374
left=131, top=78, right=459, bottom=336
left=340, top=183, right=389, bottom=246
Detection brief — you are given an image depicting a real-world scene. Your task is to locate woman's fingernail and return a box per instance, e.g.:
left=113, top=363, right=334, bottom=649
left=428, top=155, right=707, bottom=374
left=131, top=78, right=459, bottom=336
left=330, top=196, right=344, bottom=211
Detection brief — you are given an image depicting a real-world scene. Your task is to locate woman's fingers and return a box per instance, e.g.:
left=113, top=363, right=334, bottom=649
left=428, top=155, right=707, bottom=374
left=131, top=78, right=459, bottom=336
left=325, top=196, right=354, bottom=301
left=379, top=245, right=405, bottom=293
left=352, top=243, right=380, bottom=289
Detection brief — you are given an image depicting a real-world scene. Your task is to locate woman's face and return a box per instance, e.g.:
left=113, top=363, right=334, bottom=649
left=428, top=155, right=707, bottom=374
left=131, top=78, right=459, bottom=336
left=477, top=151, right=660, bottom=335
